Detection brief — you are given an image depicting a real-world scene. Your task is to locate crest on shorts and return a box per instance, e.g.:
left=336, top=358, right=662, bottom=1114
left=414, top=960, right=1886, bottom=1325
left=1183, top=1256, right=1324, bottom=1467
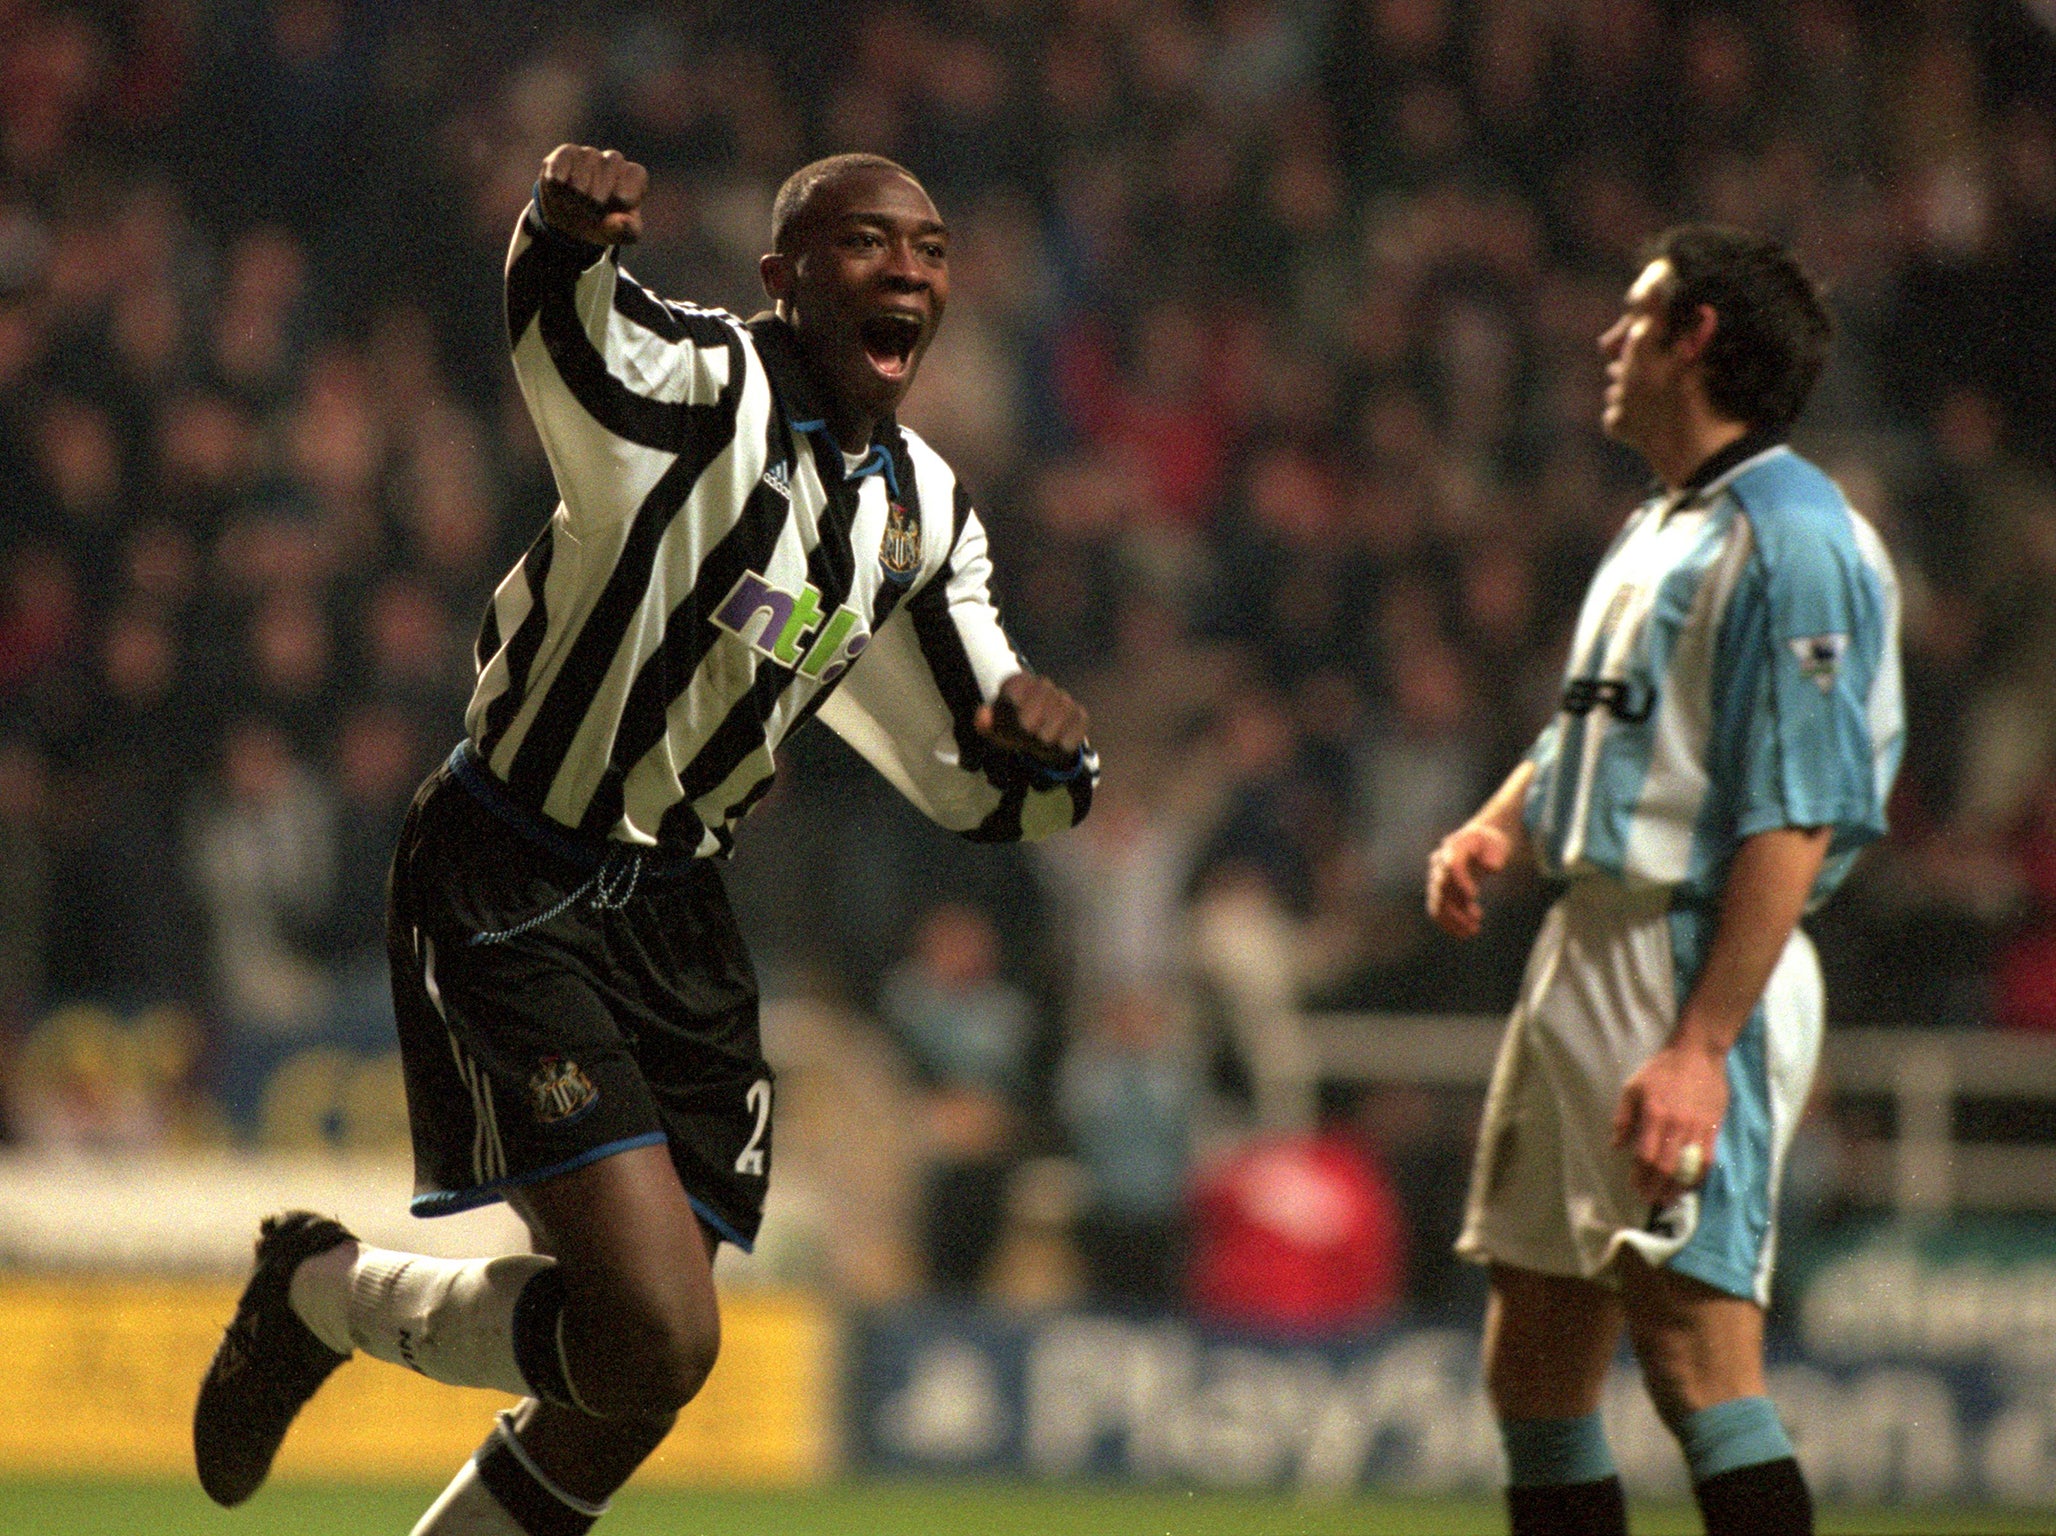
left=1788, top=632, right=1849, bottom=694
left=527, top=1056, right=598, bottom=1125
left=880, top=500, right=921, bottom=582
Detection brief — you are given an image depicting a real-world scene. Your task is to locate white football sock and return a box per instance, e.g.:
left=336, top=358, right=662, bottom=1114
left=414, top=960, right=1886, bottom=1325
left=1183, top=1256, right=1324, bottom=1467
left=415, top=1411, right=610, bottom=1536
left=286, top=1241, right=552, bottom=1397
left=411, top=1456, right=523, bottom=1536
left=286, top=1239, right=360, bottom=1356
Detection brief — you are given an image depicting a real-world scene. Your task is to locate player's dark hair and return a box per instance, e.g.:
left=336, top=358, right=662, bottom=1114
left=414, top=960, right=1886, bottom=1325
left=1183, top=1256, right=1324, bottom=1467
left=1640, top=225, right=1832, bottom=435
left=770, top=153, right=924, bottom=252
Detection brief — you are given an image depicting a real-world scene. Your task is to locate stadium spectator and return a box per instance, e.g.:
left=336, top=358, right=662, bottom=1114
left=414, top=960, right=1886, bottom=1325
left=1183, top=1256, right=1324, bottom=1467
left=1057, top=987, right=1197, bottom=1310
left=186, top=715, right=336, bottom=1125
left=44, top=602, right=209, bottom=1012
left=316, top=702, right=422, bottom=1054
left=880, top=902, right=1035, bottom=1297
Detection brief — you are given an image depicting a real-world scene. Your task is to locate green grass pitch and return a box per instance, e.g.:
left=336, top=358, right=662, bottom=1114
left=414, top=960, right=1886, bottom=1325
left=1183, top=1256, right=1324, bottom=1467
left=6, top=1480, right=2043, bottom=1534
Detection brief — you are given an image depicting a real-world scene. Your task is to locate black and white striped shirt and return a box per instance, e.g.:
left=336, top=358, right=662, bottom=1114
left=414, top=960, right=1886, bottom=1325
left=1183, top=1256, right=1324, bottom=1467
left=464, top=203, right=1096, bottom=858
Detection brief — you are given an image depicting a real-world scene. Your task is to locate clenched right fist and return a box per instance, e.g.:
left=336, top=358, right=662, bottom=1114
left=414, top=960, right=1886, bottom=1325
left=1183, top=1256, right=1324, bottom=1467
left=536, top=145, right=648, bottom=246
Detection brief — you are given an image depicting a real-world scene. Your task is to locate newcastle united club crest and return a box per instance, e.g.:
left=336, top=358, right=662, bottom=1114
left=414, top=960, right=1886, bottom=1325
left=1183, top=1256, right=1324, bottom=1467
left=881, top=500, right=920, bottom=583
left=528, top=1056, right=599, bottom=1125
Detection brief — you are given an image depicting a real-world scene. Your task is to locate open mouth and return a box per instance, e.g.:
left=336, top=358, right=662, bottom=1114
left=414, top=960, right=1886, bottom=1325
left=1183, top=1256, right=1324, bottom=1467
left=858, top=313, right=923, bottom=380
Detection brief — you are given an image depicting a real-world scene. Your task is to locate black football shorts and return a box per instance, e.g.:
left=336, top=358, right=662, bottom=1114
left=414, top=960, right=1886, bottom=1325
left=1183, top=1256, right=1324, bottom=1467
left=386, top=754, right=772, bottom=1250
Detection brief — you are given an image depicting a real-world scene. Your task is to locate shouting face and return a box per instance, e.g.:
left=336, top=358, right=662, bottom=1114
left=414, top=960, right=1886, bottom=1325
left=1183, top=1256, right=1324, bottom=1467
left=760, top=165, right=949, bottom=445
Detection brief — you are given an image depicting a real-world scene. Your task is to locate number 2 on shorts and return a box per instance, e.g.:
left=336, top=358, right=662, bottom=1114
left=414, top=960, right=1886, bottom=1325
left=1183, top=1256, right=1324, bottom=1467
left=734, top=1078, right=771, bottom=1176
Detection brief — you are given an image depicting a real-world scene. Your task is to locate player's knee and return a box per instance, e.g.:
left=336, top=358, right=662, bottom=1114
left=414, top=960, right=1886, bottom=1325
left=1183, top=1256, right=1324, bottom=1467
left=1627, top=1322, right=1716, bottom=1429
left=1483, top=1342, right=1593, bottom=1419
left=1638, top=1358, right=1696, bottom=1429
left=1482, top=1266, right=1625, bottom=1419
left=599, top=1289, right=721, bottom=1415
left=656, top=1296, right=722, bottom=1409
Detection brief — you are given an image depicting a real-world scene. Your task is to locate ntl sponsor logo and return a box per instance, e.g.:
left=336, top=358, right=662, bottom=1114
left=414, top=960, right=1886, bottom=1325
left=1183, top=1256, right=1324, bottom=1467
left=711, top=570, right=870, bottom=683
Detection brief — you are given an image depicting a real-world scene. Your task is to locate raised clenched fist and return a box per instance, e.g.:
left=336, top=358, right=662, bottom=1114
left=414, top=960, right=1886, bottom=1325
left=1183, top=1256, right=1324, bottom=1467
left=536, top=145, right=648, bottom=246
left=975, top=673, right=1090, bottom=772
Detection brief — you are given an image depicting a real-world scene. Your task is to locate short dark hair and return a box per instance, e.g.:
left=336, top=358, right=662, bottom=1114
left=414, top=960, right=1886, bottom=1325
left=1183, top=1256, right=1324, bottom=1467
left=1641, top=225, right=1832, bottom=435
left=770, top=153, right=924, bottom=252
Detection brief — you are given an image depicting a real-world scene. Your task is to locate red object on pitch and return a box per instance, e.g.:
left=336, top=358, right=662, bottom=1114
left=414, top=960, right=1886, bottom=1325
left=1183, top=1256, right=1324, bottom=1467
left=1187, top=1131, right=1407, bottom=1338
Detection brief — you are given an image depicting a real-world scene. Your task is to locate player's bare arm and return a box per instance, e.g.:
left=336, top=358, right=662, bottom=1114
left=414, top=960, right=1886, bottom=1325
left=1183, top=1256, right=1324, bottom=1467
left=1427, top=760, right=1536, bottom=940
left=537, top=144, right=648, bottom=246
left=1612, top=824, right=1831, bottom=1205
left=975, top=672, right=1089, bottom=770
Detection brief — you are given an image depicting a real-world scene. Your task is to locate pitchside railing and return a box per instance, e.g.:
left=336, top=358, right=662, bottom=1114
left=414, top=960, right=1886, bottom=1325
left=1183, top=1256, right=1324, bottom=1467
left=1309, top=1016, right=2056, bottom=1217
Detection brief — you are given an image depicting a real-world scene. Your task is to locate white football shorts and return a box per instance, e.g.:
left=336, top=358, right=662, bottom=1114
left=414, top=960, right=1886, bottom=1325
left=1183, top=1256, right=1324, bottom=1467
left=1455, top=878, right=1822, bottom=1305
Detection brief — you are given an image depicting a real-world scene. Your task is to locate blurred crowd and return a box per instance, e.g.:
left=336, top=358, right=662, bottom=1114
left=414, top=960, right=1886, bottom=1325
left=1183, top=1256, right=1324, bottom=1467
left=1, top=0, right=2053, bottom=1323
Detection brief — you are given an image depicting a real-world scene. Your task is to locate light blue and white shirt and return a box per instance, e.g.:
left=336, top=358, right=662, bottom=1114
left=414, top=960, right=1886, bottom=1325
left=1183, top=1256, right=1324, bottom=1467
left=1523, top=441, right=1903, bottom=910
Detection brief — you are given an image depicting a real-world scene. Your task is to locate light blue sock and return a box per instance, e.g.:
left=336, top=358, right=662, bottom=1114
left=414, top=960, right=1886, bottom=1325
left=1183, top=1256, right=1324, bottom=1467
left=1673, top=1395, right=1794, bottom=1482
left=1499, top=1411, right=1618, bottom=1488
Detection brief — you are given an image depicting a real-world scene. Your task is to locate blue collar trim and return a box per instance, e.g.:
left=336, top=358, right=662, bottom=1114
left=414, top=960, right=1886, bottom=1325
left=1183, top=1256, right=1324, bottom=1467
left=786, top=419, right=903, bottom=500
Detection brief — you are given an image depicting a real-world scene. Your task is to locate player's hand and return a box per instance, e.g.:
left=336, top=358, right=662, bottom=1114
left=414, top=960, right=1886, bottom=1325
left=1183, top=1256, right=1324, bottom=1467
left=537, top=145, right=647, bottom=245
left=976, top=673, right=1089, bottom=772
left=1613, top=1042, right=1728, bottom=1208
left=1426, top=822, right=1512, bottom=939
